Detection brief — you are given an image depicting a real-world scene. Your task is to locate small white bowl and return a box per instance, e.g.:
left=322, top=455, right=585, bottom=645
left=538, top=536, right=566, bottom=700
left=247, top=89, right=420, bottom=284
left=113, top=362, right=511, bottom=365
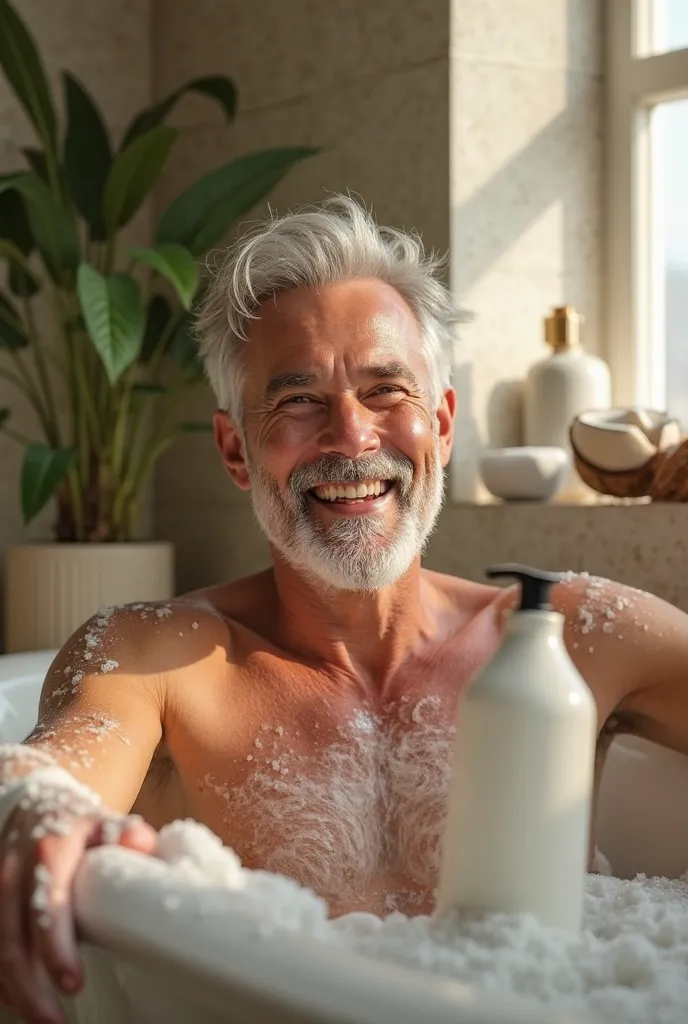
left=479, top=446, right=569, bottom=502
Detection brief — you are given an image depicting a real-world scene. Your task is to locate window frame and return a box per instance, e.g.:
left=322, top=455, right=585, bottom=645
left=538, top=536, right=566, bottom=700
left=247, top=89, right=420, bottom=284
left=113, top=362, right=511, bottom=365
left=605, top=0, right=688, bottom=408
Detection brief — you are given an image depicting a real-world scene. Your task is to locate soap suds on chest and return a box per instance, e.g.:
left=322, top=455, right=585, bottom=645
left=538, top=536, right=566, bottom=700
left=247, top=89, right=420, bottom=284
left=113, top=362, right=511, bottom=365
left=197, top=697, right=455, bottom=904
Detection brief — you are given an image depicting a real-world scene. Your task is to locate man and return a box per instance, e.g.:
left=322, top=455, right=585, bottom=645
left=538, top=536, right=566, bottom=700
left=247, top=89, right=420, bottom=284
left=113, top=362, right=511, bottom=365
left=1, top=196, right=688, bottom=1024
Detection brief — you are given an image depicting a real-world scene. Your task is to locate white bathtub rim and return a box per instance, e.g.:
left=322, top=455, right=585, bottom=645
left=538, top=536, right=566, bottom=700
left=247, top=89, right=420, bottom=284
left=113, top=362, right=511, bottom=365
left=73, top=845, right=582, bottom=1024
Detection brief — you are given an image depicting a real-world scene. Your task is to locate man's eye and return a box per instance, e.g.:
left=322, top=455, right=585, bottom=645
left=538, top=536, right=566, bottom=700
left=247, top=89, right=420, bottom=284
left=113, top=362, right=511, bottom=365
left=371, top=385, right=404, bottom=396
left=282, top=394, right=314, bottom=405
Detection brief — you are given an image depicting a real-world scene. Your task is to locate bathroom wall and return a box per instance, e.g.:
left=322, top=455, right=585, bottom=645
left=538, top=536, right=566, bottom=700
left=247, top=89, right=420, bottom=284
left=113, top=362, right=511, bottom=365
left=153, top=0, right=613, bottom=592
left=2, top=1, right=686, bottom=616
left=151, top=0, right=452, bottom=589
left=449, top=0, right=603, bottom=498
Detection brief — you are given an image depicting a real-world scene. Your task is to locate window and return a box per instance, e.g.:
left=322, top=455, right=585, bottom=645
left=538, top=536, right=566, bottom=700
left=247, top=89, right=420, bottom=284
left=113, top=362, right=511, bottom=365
left=606, top=0, right=688, bottom=427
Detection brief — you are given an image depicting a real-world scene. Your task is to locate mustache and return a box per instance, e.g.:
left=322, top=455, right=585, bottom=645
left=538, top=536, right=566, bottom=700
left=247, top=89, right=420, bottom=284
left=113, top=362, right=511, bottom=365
left=289, top=452, right=414, bottom=496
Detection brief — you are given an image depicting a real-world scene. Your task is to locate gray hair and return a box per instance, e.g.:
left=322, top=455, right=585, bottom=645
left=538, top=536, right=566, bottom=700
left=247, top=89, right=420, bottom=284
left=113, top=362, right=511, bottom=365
left=196, top=195, right=466, bottom=422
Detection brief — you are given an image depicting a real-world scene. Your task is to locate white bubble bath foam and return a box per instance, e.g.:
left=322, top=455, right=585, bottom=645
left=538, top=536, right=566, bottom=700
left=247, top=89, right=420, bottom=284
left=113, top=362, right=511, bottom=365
left=65, top=818, right=688, bottom=1024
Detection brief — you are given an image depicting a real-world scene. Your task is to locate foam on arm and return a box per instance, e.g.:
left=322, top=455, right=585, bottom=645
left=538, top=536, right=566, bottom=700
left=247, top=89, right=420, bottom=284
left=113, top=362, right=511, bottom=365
left=1, top=605, right=165, bottom=815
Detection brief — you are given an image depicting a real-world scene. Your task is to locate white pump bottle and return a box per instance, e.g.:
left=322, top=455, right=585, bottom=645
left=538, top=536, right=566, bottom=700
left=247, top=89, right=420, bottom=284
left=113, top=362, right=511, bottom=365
left=436, top=564, right=598, bottom=933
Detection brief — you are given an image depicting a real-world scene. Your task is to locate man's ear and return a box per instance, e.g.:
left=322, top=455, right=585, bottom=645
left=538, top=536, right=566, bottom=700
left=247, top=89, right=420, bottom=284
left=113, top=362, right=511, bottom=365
left=436, top=388, right=456, bottom=469
left=214, top=411, right=251, bottom=490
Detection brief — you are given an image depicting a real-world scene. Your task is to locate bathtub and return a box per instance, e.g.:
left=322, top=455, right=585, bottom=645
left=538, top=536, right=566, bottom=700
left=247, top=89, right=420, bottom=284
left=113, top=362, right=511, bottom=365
left=1, top=651, right=688, bottom=1024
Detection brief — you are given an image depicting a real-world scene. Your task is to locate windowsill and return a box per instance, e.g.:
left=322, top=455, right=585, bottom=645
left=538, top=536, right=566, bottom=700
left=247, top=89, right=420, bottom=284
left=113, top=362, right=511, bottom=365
left=450, top=495, right=657, bottom=509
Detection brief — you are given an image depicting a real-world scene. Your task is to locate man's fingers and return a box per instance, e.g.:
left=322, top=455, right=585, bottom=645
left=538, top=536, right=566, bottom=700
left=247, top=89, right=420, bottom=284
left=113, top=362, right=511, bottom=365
left=28, top=828, right=90, bottom=995
left=0, top=846, right=65, bottom=1024
left=93, top=814, right=159, bottom=856
left=118, top=817, right=159, bottom=855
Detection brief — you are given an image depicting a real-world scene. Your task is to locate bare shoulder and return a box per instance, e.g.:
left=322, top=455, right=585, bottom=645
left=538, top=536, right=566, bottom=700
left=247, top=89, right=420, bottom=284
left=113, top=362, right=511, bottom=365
left=552, top=572, right=688, bottom=727
left=552, top=571, right=687, bottom=649
left=43, top=596, right=232, bottom=707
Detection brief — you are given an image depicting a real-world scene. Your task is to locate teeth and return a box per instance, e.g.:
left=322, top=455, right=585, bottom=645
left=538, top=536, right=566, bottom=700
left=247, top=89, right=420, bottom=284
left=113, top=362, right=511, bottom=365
left=313, top=480, right=388, bottom=502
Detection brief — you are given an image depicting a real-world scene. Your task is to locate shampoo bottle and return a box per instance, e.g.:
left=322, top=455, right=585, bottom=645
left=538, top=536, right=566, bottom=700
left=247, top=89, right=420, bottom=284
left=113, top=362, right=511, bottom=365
left=524, top=306, right=611, bottom=501
left=436, top=564, right=597, bottom=932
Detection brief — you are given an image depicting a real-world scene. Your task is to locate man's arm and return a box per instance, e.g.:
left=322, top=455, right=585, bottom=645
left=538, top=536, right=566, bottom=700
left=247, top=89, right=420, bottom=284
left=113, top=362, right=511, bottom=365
left=554, top=572, right=688, bottom=749
left=0, top=606, right=166, bottom=1024
left=18, top=607, right=165, bottom=811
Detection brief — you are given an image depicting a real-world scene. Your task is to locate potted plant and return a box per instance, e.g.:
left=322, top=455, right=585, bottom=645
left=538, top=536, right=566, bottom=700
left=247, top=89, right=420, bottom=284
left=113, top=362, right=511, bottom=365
left=0, top=0, right=315, bottom=652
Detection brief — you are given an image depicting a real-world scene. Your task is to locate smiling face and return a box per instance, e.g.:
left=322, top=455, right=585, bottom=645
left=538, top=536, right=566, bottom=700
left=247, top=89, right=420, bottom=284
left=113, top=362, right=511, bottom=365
left=214, top=278, right=456, bottom=591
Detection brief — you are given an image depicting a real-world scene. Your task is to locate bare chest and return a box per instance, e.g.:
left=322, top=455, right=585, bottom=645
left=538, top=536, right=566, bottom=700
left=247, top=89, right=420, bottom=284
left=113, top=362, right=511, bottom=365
left=173, top=690, right=458, bottom=916
left=157, top=611, right=502, bottom=916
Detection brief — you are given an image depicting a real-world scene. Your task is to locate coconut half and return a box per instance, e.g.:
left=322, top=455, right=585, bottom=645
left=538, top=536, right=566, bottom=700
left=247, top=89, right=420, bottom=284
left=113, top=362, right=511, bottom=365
left=570, top=408, right=682, bottom=498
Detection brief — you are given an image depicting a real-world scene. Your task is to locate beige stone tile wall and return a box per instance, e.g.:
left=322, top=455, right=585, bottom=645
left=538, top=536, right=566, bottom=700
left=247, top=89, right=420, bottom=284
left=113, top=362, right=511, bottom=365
left=425, top=503, right=688, bottom=612
left=151, top=0, right=452, bottom=590
left=449, top=0, right=603, bottom=499
left=154, top=0, right=610, bottom=594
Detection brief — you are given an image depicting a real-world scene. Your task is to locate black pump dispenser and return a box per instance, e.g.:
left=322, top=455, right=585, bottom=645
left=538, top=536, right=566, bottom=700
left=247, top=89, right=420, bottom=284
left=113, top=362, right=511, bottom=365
left=486, top=563, right=562, bottom=611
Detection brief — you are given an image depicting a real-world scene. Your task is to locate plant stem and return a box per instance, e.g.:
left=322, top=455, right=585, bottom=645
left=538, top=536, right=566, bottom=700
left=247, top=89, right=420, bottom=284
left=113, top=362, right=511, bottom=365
left=8, top=351, right=54, bottom=442
left=111, top=382, right=190, bottom=532
left=22, top=297, right=61, bottom=446
left=148, top=309, right=185, bottom=382
left=103, top=237, right=116, bottom=276
left=0, top=366, right=38, bottom=403
left=66, top=464, right=86, bottom=540
left=0, top=424, right=33, bottom=445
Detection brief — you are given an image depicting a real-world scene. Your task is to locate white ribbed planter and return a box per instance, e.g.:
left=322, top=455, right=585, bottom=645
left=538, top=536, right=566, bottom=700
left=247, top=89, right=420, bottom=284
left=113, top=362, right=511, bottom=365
left=2, top=542, right=174, bottom=654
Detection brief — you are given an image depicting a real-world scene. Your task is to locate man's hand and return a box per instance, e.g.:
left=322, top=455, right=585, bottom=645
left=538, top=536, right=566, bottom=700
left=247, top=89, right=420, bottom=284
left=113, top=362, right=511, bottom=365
left=0, top=793, right=157, bottom=1024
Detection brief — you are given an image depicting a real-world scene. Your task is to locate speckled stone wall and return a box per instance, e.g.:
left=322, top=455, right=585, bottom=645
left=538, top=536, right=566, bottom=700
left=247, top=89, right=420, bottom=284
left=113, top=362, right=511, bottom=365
left=449, top=0, right=603, bottom=499
left=425, top=502, right=688, bottom=612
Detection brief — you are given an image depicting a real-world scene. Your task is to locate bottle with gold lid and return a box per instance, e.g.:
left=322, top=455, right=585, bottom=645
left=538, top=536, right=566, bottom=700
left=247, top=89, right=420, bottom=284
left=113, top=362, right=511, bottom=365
left=524, top=306, right=611, bottom=500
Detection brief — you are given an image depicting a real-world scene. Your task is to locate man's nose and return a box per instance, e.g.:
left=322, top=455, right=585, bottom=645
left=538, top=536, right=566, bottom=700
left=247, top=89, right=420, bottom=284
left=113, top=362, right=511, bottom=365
left=318, top=396, right=380, bottom=459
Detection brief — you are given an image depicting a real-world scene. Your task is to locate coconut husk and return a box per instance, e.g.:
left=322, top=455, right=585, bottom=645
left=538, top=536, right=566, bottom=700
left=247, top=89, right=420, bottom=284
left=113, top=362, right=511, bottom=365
left=648, top=439, right=688, bottom=501
left=570, top=428, right=688, bottom=501
left=569, top=426, right=661, bottom=498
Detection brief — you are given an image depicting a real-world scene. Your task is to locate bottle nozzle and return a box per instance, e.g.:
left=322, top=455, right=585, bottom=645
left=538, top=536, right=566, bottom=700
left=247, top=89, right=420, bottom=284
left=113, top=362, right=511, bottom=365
left=487, top=563, right=563, bottom=611
left=545, top=306, right=583, bottom=350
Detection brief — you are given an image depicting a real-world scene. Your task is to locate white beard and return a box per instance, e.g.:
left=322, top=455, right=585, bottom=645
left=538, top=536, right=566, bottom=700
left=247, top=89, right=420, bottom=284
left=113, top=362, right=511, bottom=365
left=246, top=443, right=445, bottom=592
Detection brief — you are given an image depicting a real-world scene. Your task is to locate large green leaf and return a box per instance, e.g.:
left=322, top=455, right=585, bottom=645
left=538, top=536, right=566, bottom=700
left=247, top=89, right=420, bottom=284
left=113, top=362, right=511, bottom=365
left=0, top=174, right=33, bottom=251
left=21, top=444, right=76, bottom=523
left=0, top=0, right=58, bottom=160
left=63, top=73, right=112, bottom=241
left=156, top=147, right=317, bottom=254
left=169, top=312, right=204, bottom=378
left=77, top=264, right=144, bottom=384
left=0, top=292, right=28, bottom=349
left=120, top=75, right=237, bottom=150
left=103, top=125, right=177, bottom=236
left=22, top=147, right=48, bottom=180
left=0, top=180, right=40, bottom=297
left=188, top=167, right=285, bottom=254
left=0, top=174, right=79, bottom=280
left=140, top=294, right=172, bottom=362
left=129, top=243, right=198, bottom=310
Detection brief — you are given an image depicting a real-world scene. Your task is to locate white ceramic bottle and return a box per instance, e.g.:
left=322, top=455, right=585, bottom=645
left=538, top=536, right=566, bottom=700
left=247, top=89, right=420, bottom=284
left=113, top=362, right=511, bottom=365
left=524, top=306, right=611, bottom=500
left=436, top=564, right=598, bottom=933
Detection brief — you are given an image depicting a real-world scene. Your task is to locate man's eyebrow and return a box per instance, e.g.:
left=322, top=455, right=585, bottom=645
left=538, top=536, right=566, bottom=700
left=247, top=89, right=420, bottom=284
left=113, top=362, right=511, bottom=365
left=365, top=363, right=420, bottom=388
left=263, top=363, right=420, bottom=399
left=264, top=372, right=317, bottom=398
